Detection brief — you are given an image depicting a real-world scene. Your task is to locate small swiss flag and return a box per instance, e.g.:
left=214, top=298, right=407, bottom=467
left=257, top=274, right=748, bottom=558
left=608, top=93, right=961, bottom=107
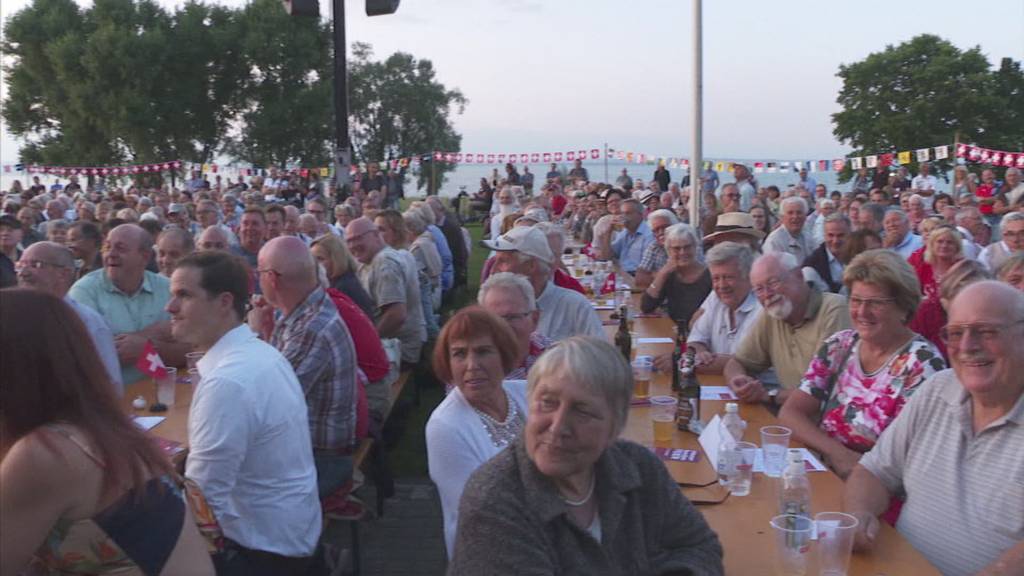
left=601, top=272, right=617, bottom=295
left=136, top=340, right=169, bottom=379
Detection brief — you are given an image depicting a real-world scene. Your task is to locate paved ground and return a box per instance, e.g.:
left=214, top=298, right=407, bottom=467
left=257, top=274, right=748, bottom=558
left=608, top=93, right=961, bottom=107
left=324, top=477, right=448, bottom=576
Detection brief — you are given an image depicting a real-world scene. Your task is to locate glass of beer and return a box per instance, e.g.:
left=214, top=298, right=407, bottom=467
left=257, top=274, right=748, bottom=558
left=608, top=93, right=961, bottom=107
left=650, top=396, right=678, bottom=444
left=632, top=355, right=653, bottom=398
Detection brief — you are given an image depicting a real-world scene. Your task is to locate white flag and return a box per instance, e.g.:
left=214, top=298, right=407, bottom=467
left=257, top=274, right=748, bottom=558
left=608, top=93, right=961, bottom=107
left=851, top=157, right=863, bottom=170
left=866, top=155, right=878, bottom=168
left=916, top=148, right=930, bottom=162
left=933, top=145, right=949, bottom=160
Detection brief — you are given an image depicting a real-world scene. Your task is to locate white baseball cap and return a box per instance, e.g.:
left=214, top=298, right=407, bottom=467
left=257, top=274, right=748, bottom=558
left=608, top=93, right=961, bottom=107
left=482, top=225, right=554, bottom=264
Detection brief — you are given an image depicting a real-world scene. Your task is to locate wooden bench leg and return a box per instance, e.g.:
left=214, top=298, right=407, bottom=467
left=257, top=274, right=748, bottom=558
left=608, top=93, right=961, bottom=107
left=350, top=521, right=361, bottom=576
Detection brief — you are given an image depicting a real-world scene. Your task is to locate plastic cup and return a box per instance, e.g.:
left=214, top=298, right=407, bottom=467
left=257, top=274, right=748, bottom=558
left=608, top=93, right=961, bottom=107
left=185, top=352, right=203, bottom=383
left=726, top=441, right=758, bottom=496
left=615, top=287, right=631, bottom=310
left=761, top=425, right=792, bottom=478
left=770, top=514, right=814, bottom=576
left=156, top=367, right=178, bottom=407
left=650, top=396, right=678, bottom=444
left=632, top=356, right=653, bottom=398
left=815, top=512, right=859, bottom=576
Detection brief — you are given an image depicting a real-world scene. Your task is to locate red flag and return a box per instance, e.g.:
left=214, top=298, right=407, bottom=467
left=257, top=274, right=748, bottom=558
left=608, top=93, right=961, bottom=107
left=567, top=151, right=576, bottom=161
left=600, top=272, right=617, bottom=295
left=542, top=153, right=552, bottom=163
left=520, top=153, right=529, bottom=164
left=590, top=149, right=600, bottom=159
left=136, top=340, right=168, bottom=379
left=487, top=154, right=495, bottom=163
left=530, top=153, right=540, bottom=163
left=879, top=153, right=893, bottom=168
left=956, top=144, right=969, bottom=158
left=554, top=152, right=563, bottom=162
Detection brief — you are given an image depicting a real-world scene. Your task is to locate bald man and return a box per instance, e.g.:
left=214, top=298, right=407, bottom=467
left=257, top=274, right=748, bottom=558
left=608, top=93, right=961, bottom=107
left=250, top=236, right=361, bottom=499
left=69, top=224, right=189, bottom=384
left=18, top=241, right=122, bottom=394
left=197, top=225, right=231, bottom=252
left=845, top=281, right=1024, bottom=575
left=346, top=217, right=426, bottom=366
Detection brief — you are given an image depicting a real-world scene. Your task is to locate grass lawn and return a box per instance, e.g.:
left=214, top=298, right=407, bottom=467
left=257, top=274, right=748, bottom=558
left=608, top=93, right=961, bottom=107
left=385, top=218, right=489, bottom=478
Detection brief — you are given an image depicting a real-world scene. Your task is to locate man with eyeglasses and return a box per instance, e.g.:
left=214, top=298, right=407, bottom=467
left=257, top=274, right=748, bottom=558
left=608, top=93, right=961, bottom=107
left=719, top=183, right=743, bottom=213
left=633, top=209, right=679, bottom=291
left=478, top=272, right=550, bottom=381
left=979, top=212, right=1024, bottom=272
left=724, top=252, right=850, bottom=408
left=844, top=281, right=1024, bottom=576
left=17, top=241, right=122, bottom=394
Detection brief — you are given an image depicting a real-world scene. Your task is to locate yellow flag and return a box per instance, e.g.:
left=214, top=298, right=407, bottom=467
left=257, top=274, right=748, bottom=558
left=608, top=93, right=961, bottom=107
left=715, top=161, right=725, bottom=172
left=320, top=167, right=329, bottom=177
left=897, top=151, right=911, bottom=165
left=201, top=163, right=210, bottom=173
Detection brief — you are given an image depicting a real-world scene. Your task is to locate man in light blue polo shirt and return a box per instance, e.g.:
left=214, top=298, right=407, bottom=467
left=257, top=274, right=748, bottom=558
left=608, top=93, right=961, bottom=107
left=883, top=209, right=923, bottom=260
left=70, top=224, right=189, bottom=384
left=608, top=198, right=654, bottom=275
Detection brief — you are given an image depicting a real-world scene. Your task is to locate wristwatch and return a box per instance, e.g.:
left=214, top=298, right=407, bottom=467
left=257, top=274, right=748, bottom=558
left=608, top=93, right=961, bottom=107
left=767, top=388, right=780, bottom=407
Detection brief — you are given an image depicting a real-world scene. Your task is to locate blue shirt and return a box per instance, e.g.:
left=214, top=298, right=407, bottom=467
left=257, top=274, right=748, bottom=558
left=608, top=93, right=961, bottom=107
left=892, top=233, right=924, bottom=260
left=427, top=224, right=454, bottom=291
left=69, top=269, right=171, bottom=385
left=66, top=296, right=124, bottom=396
left=611, top=222, right=655, bottom=274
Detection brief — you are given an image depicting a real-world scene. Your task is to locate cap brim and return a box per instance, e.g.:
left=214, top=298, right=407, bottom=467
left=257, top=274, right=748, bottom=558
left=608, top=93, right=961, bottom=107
left=702, top=228, right=765, bottom=242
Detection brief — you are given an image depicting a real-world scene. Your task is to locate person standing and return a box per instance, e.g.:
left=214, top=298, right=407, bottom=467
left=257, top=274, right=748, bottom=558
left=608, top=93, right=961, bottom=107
left=167, top=251, right=322, bottom=574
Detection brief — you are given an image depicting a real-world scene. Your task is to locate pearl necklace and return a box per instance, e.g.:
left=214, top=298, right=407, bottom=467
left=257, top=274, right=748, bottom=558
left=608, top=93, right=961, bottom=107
left=560, top=475, right=596, bottom=507
left=472, top=390, right=524, bottom=448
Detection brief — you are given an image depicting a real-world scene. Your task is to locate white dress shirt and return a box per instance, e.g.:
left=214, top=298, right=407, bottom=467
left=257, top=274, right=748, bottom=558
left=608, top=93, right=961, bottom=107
left=187, top=324, right=321, bottom=557
left=66, top=296, right=123, bottom=396
left=688, top=291, right=777, bottom=385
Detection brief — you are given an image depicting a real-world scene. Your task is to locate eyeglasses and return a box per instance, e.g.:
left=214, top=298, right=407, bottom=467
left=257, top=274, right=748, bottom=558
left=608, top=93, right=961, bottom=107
left=939, top=321, right=1024, bottom=345
left=849, top=296, right=896, bottom=311
left=15, top=259, right=68, bottom=270
left=751, top=276, right=784, bottom=296
left=499, top=311, right=532, bottom=323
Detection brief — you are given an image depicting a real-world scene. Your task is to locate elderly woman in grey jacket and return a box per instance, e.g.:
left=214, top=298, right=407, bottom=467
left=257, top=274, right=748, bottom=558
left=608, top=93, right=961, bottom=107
left=449, top=336, right=723, bottom=576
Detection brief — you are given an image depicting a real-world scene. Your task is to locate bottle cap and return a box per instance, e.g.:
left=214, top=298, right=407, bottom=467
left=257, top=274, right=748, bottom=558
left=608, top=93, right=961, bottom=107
left=725, top=402, right=738, bottom=413
left=787, top=449, right=803, bottom=464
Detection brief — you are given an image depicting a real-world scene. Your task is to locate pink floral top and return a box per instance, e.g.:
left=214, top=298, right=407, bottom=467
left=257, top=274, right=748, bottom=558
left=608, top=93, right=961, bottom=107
left=799, top=329, right=946, bottom=453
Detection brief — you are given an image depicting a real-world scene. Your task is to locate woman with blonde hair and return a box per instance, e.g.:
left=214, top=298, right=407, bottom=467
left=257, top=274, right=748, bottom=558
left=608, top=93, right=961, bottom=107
left=951, top=165, right=975, bottom=202
left=310, top=233, right=375, bottom=317
left=911, top=225, right=964, bottom=301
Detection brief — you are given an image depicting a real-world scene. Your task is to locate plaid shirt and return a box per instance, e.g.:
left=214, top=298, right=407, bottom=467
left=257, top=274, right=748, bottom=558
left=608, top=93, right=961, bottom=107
left=506, top=332, right=552, bottom=381
left=637, top=242, right=667, bottom=273
left=271, top=287, right=359, bottom=451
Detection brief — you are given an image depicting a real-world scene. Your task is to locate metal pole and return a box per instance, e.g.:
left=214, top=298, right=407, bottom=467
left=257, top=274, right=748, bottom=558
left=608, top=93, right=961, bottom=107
left=603, top=142, right=609, bottom=183
left=689, top=0, right=702, bottom=228
left=332, top=0, right=352, bottom=198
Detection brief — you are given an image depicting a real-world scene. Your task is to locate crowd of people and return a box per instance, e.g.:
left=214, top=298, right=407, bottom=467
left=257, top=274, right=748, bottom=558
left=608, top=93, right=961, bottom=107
left=1, top=157, right=1022, bottom=575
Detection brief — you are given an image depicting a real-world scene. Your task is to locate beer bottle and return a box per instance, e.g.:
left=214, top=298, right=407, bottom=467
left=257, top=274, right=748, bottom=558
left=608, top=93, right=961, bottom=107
left=614, top=306, right=631, bottom=361
left=671, top=322, right=687, bottom=392
left=679, top=350, right=701, bottom=432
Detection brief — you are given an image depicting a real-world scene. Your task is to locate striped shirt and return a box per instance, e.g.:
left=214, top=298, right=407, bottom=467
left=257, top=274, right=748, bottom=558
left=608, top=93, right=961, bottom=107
left=271, top=287, right=359, bottom=451
left=860, top=369, right=1024, bottom=576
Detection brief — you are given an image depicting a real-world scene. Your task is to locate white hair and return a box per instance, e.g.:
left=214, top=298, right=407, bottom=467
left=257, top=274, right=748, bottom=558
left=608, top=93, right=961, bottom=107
left=1000, top=211, right=1024, bottom=228
left=664, top=222, right=700, bottom=247
left=705, top=241, right=755, bottom=277
left=780, top=196, right=808, bottom=214
left=647, top=209, right=679, bottom=227
left=478, top=272, right=537, bottom=312
left=756, top=251, right=800, bottom=274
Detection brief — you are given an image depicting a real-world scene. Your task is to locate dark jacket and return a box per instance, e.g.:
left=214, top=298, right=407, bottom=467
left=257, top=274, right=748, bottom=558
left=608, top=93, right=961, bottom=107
left=439, top=212, right=468, bottom=287
left=449, top=439, right=724, bottom=576
left=803, top=244, right=843, bottom=294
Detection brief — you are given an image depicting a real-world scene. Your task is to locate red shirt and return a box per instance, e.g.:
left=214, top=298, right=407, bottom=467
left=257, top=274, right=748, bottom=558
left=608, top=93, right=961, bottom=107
left=976, top=183, right=996, bottom=215
left=551, top=194, right=568, bottom=216
left=326, top=288, right=390, bottom=383
left=554, top=268, right=587, bottom=294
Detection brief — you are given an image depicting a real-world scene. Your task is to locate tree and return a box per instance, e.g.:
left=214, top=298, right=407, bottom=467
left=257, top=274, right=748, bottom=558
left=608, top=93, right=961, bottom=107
left=223, top=0, right=333, bottom=169
left=832, top=34, right=1023, bottom=181
left=348, top=42, right=467, bottom=192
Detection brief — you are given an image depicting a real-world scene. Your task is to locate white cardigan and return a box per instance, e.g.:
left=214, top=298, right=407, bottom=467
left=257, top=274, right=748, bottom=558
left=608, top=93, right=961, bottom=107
left=426, top=379, right=528, bottom=558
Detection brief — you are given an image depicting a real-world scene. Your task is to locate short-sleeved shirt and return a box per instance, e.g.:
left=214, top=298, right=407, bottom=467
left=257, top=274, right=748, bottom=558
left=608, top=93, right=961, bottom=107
left=535, top=281, right=605, bottom=342
left=733, top=289, right=851, bottom=389
left=798, top=330, right=946, bottom=452
left=68, top=269, right=171, bottom=385
left=763, top=227, right=816, bottom=263
left=357, top=246, right=426, bottom=363
left=859, top=369, right=1024, bottom=576
left=688, top=291, right=778, bottom=386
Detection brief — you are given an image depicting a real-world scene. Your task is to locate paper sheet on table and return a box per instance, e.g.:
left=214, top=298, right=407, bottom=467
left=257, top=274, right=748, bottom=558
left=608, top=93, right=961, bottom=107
left=637, top=337, right=674, bottom=344
left=752, top=448, right=827, bottom=473
left=697, top=414, right=723, bottom=472
left=700, top=386, right=738, bottom=400
left=133, top=416, right=165, bottom=431
left=592, top=298, right=615, bottom=310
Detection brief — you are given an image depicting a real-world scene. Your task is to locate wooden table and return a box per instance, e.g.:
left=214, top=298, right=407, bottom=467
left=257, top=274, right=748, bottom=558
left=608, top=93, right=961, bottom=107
left=598, top=298, right=939, bottom=575
left=123, top=377, right=194, bottom=466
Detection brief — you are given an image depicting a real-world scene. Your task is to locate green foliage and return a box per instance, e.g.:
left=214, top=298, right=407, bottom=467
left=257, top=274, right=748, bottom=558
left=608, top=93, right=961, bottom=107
left=349, top=42, right=466, bottom=192
left=832, top=34, right=1023, bottom=182
left=3, top=0, right=466, bottom=182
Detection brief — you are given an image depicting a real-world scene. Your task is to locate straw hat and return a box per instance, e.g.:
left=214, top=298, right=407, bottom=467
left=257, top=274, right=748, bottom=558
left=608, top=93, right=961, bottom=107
left=702, top=212, right=765, bottom=242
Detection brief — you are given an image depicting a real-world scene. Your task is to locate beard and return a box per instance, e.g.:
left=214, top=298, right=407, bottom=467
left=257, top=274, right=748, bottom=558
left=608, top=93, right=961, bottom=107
left=765, top=295, right=794, bottom=320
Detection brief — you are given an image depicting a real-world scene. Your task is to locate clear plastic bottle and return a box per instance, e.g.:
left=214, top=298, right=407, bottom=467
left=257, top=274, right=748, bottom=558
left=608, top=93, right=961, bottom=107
left=716, top=403, right=747, bottom=485
left=778, top=449, right=812, bottom=519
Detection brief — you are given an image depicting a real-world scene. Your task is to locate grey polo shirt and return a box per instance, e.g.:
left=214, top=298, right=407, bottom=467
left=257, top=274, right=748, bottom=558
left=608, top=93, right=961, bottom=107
left=535, top=280, right=605, bottom=342
left=860, top=369, right=1024, bottom=576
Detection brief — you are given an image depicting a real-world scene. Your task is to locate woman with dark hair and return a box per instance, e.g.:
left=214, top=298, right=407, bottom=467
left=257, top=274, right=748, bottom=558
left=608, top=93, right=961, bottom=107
left=0, top=289, right=214, bottom=575
left=426, top=306, right=526, bottom=558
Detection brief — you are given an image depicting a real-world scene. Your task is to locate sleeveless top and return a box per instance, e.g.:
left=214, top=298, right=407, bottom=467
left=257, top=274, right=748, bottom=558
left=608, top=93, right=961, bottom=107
left=31, top=425, right=185, bottom=576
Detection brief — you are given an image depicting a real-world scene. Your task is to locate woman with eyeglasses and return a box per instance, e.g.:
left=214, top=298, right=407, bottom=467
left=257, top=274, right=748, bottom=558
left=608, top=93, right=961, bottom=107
left=780, top=250, right=946, bottom=491
left=910, top=259, right=993, bottom=360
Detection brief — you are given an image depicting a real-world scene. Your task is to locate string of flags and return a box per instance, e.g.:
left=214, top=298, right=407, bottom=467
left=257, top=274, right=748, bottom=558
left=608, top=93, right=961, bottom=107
left=3, top=142, right=1023, bottom=179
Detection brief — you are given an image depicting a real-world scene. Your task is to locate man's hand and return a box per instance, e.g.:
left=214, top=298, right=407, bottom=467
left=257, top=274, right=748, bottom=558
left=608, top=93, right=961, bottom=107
left=693, top=349, right=715, bottom=368
left=728, top=374, right=767, bottom=403
left=247, top=295, right=274, bottom=340
left=850, top=511, right=880, bottom=552
left=825, top=446, right=863, bottom=480
left=653, top=352, right=674, bottom=373
left=114, top=332, right=147, bottom=363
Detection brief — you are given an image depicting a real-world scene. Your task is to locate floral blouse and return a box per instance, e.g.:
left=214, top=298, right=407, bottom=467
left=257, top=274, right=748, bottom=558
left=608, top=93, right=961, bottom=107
left=799, top=329, right=946, bottom=453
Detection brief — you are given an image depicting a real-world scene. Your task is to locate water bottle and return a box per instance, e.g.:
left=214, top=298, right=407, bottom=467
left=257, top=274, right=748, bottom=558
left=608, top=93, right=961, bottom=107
left=716, top=403, right=747, bottom=485
left=778, top=449, right=812, bottom=519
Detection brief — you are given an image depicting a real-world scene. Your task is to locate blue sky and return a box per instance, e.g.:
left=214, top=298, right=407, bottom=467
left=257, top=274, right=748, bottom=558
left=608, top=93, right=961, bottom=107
left=1, top=0, right=1022, bottom=165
